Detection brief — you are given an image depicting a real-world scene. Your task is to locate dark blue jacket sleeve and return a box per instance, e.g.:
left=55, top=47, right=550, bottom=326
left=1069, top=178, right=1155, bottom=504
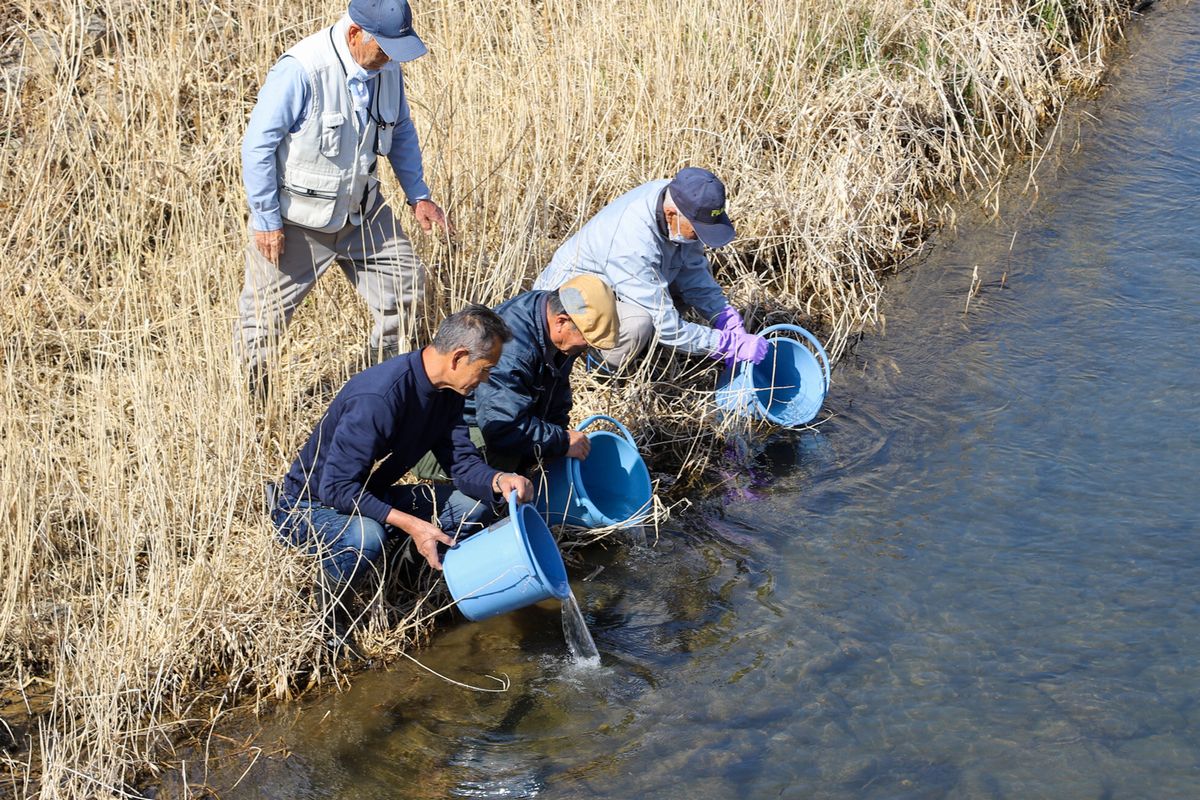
left=433, top=415, right=497, bottom=502
left=544, top=368, right=573, bottom=430
left=473, top=351, right=571, bottom=459
left=317, top=396, right=395, bottom=524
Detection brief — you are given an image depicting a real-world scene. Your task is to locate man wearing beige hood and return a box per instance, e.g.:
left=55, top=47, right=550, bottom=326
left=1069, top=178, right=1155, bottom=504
left=417, top=275, right=620, bottom=527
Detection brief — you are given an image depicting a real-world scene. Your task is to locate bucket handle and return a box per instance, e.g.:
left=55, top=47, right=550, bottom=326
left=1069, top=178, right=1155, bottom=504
left=575, top=414, right=637, bottom=449
left=568, top=415, right=639, bottom=528
left=756, top=324, right=831, bottom=392
left=506, top=488, right=519, bottom=518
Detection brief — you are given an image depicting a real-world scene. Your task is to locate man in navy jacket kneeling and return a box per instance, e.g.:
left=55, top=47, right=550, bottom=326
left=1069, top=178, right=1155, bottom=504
left=271, top=306, right=534, bottom=620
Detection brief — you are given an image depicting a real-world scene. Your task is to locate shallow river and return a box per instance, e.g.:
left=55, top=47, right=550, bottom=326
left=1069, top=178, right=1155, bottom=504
left=197, top=4, right=1199, bottom=797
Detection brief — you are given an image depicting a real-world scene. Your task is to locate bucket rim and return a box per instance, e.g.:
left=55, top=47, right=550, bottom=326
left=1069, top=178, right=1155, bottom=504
left=754, top=323, right=831, bottom=393
left=567, top=432, right=653, bottom=527
left=512, top=499, right=570, bottom=600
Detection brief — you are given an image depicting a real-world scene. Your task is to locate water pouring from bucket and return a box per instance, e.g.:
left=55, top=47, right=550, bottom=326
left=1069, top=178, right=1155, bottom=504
left=715, top=323, right=831, bottom=428
left=535, top=415, right=653, bottom=529
left=561, top=591, right=599, bottom=665
left=442, top=492, right=601, bottom=665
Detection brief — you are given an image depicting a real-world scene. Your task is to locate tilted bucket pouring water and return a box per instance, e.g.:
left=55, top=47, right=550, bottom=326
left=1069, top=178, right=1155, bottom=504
left=715, top=324, right=831, bottom=428
left=443, top=491, right=570, bottom=622
left=535, top=415, right=653, bottom=528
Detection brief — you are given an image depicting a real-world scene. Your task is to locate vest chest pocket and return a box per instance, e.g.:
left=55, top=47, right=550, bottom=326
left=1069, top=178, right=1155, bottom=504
left=319, top=112, right=345, bottom=157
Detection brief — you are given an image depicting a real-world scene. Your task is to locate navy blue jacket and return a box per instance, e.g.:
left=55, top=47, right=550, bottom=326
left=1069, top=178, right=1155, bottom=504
left=282, top=350, right=495, bottom=524
left=463, top=290, right=575, bottom=463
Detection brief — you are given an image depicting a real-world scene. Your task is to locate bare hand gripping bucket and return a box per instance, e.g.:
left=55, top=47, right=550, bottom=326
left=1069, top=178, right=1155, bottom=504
left=534, top=415, right=653, bottom=529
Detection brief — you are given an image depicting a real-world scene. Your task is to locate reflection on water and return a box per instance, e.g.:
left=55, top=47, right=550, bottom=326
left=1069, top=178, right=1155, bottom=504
left=173, top=3, right=1200, bottom=797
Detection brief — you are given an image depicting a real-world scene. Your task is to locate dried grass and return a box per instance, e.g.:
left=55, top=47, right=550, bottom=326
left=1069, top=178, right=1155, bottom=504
left=1, top=0, right=1130, bottom=794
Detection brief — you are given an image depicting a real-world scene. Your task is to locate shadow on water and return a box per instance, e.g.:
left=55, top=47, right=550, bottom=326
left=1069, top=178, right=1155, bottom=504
left=162, top=3, right=1200, bottom=796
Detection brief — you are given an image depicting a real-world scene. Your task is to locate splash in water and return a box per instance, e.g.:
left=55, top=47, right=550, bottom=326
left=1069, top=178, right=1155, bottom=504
left=561, top=590, right=600, bottom=666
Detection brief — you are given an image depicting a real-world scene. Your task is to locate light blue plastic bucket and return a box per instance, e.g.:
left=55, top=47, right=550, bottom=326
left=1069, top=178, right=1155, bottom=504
left=535, top=415, right=653, bottom=528
left=715, top=324, right=831, bottom=427
left=442, top=492, right=570, bottom=622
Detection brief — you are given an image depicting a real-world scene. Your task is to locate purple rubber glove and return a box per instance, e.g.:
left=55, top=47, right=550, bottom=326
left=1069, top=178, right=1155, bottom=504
left=712, top=305, right=745, bottom=333
left=712, top=328, right=769, bottom=368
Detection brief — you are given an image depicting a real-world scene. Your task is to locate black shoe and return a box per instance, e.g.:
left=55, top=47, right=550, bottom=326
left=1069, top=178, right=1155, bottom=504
left=316, top=594, right=362, bottom=662
left=321, top=604, right=361, bottom=660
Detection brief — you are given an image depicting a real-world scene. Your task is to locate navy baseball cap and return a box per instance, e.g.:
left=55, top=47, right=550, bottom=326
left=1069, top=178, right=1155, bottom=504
left=348, top=0, right=427, bottom=63
left=667, top=167, right=736, bottom=247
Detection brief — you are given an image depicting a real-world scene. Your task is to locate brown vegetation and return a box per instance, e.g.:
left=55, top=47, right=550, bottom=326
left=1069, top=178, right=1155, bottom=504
left=1, top=0, right=1130, bottom=794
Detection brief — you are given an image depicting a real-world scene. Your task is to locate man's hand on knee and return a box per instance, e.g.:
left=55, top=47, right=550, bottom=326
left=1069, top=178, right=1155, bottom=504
left=254, top=229, right=285, bottom=265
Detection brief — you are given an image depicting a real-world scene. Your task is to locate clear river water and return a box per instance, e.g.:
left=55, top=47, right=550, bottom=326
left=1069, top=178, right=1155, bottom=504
left=183, top=3, right=1200, bottom=797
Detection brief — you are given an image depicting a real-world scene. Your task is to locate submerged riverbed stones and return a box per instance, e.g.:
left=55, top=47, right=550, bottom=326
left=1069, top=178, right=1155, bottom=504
left=1035, top=679, right=1183, bottom=742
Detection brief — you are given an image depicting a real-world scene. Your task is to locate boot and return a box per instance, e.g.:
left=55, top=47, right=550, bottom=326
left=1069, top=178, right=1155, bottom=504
left=315, top=577, right=363, bottom=661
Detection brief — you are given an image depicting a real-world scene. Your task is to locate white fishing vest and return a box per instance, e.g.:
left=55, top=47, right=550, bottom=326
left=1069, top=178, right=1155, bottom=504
left=274, top=21, right=402, bottom=232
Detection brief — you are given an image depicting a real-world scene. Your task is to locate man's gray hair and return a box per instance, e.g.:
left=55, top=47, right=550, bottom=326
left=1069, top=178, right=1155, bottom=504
left=546, top=289, right=566, bottom=318
left=432, top=305, right=512, bottom=359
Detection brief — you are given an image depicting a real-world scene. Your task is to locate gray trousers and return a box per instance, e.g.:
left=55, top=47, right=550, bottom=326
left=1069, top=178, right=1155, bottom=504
left=594, top=300, right=656, bottom=371
left=236, top=198, right=424, bottom=371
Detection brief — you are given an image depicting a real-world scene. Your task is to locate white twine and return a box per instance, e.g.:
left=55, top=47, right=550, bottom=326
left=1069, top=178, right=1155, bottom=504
left=399, top=651, right=511, bottom=693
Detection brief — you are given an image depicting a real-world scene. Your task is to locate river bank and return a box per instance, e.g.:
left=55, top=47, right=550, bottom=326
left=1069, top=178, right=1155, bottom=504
left=166, top=3, right=1200, bottom=793
left=1, top=0, right=1136, bottom=794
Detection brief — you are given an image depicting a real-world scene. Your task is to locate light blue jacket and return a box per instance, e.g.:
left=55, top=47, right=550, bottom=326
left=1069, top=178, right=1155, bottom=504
left=533, top=179, right=728, bottom=355
left=241, top=17, right=430, bottom=233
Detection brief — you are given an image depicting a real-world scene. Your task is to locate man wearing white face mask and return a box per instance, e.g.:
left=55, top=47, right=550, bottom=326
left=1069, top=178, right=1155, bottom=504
left=237, top=0, right=451, bottom=394
left=533, top=167, right=767, bottom=372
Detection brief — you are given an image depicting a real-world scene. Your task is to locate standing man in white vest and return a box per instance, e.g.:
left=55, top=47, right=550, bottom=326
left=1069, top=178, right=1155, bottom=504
left=237, top=0, right=449, bottom=392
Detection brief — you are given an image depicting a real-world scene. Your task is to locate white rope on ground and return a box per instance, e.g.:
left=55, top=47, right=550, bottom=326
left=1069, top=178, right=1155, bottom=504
left=398, top=651, right=511, bottom=693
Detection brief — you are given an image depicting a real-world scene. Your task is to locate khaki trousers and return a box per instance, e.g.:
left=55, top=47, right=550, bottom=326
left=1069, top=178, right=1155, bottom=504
left=236, top=198, right=423, bottom=371
left=594, top=301, right=656, bottom=372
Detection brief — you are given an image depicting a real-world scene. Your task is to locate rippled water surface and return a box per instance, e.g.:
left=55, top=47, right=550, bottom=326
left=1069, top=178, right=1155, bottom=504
left=199, top=5, right=1200, bottom=797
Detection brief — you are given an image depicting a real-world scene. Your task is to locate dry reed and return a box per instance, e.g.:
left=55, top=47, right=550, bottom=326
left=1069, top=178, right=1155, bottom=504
left=1, top=0, right=1131, bottom=794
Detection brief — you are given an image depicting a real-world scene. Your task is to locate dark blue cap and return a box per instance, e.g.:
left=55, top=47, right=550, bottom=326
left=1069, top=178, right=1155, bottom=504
left=667, top=167, right=736, bottom=248
left=348, top=0, right=427, bottom=62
